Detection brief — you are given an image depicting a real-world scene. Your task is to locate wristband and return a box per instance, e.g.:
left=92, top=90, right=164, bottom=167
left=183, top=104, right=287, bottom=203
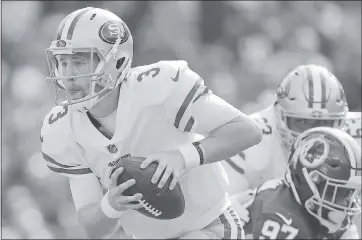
left=192, top=142, right=205, bottom=165
left=101, top=190, right=125, bottom=219
left=177, top=142, right=205, bottom=170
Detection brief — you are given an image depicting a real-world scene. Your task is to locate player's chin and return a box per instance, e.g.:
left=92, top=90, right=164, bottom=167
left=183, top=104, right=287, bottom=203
left=327, top=211, right=346, bottom=225
left=68, top=90, right=87, bottom=100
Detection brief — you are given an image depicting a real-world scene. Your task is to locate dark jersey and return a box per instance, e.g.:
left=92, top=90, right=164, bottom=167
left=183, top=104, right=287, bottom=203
left=244, top=179, right=347, bottom=239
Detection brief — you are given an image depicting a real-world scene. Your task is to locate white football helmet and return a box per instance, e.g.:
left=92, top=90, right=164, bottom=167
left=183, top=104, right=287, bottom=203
left=286, top=127, right=361, bottom=234
left=274, top=64, right=349, bottom=149
left=45, top=7, right=133, bottom=112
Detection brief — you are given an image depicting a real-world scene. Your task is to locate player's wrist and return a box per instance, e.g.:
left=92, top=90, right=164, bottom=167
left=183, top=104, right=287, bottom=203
left=101, top=190, right=125, bottom=219
left=177, top=141, right=205, bottom=170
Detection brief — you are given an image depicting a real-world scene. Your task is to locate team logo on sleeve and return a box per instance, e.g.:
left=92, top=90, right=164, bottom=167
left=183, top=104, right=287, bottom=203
left=99, top=21, right=129, bottom=44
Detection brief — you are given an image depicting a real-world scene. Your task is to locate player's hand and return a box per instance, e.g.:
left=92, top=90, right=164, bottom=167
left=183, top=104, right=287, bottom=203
left=231, top=199, right=250, bottom=226
left=230, top=189, right=256, bottom=226
left=108, top=167, right=143, bottom=211
left=140, top=149, right=185, bottom=190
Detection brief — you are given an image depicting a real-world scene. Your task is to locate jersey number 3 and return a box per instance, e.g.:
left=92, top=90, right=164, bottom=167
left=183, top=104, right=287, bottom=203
left=260, top=219, right=299, bottom=239
left=49, top=106, right=68, bottom=124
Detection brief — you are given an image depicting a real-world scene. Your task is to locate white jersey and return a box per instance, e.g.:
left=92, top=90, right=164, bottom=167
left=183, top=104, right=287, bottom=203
left=223, top=106, right=362, bottom=196
left=41, top=60, right=241, bottom=239
left=222, top=106, right=288, bottom=195
left=344, top=111, right=362, bottom=146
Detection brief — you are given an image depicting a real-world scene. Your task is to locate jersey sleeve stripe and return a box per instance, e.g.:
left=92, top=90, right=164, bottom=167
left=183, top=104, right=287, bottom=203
left=174, top=78, right=202, bottom=128
left=184, top=117, right=195, bottom=132
left=227, top=207, right=244, bottom=239
left=193, top=86, right=210, bottom=103
left=219, top=211, right=232, bottom=239
left=42, top=152, right=74, bottom=168
left=47, top=165, right=92, bottom=175
left=238, top=152, right=246, bottom=160
left=225, top=158, right=245, bottom=175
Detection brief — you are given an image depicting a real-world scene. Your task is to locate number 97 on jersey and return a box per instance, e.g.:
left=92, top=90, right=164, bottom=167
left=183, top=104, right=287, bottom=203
left=259, top=219, right=299, bottom=239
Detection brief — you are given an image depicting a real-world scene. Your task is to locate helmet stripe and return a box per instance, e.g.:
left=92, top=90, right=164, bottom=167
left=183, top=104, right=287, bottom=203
left=56, top=14, right=72, bottom=40
left=311, top=65, right=322, bottom=108
left=66, top=7, right=93, bottom=40
left=320, top=71, right=327, bottom=108
left=305, top=66, right=314, bottom=108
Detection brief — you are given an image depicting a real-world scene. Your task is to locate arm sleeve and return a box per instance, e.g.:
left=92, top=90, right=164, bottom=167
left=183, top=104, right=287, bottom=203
left=69, top=174, right=104, bottom=210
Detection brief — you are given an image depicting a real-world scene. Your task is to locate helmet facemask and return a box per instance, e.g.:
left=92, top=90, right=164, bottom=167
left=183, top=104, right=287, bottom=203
left=291, top=133, right=361, bottom=233
left=275, top=104, right=346, bottom=150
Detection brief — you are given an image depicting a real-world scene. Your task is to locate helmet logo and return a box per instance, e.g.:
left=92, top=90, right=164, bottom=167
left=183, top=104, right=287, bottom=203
left=56, top=40, right=67, bottom=47
left=276, top=79, right=291, bottom=99
left=312, top=110, right=323, bottom=118
left=99, top=21, right=129, bottom=44
left=300, top=137, right=329, bottom=168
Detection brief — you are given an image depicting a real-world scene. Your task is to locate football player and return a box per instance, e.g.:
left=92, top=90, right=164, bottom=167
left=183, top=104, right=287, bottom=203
left=223, top=64, right=361, bottom=195
left=240, top=127, right=361, bottom=239
left=41, top=7, right=262, bottom=239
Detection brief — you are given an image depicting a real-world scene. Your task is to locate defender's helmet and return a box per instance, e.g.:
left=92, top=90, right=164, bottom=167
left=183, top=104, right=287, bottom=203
left=274, top=65, right=348, bottom=149
left=286, top=127, right=361, bottom=233
left=45, top=7, right=133, bottom=112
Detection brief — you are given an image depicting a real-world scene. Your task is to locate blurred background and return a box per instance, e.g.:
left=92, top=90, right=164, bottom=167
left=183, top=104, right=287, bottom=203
left=1, top=1, right=361, bottom=238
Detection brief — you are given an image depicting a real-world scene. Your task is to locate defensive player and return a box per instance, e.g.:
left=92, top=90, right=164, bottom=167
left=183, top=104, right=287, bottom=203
left=239, top=127, right=361, bottom=239
left=223, top=64, right=361, bottom=195
left=40, top=7, right=262, bottom=239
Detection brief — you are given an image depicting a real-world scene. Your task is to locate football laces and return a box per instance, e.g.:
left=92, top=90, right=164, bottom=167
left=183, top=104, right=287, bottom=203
left=138, top=199, right=162, bottom=217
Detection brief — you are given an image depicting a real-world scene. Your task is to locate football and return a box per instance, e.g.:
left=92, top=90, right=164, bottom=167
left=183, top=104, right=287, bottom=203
left=110, top=156, right=185, bottom=219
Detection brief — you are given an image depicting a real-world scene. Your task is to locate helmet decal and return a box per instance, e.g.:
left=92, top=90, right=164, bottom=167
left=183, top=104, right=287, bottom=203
left=276, top=77, right=291, bottom=99
left=99, top=21, right=130, bottom=44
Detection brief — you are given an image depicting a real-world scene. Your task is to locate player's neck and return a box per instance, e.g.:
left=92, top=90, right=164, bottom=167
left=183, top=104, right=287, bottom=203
left=88, top=85, right=121, bottom=118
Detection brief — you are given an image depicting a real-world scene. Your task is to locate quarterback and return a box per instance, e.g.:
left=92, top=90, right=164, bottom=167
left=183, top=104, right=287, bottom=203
left=241, top=127, right=361, bottom=239
left=223, top=64, right=361, bottom=195
left=40, top=7, right=262, bottom=239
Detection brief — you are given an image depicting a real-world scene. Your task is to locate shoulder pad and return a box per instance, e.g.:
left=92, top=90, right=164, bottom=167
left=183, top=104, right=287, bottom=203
left=257, top=179, right=284, bottom=193
left=41, top=105, right=71, bottom=138
left=250, top=110, right=274, bottom=136
left=346, top=111, right=362, bottom=120
left=344, top=111, right=361, bottom=145
left=41, top=106, right=91, bottom=177
left=127, top=60, right=203, bottom=105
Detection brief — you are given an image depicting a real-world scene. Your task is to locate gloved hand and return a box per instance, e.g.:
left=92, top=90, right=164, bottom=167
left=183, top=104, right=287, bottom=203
left=229, top=189, right=257, bottom=226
